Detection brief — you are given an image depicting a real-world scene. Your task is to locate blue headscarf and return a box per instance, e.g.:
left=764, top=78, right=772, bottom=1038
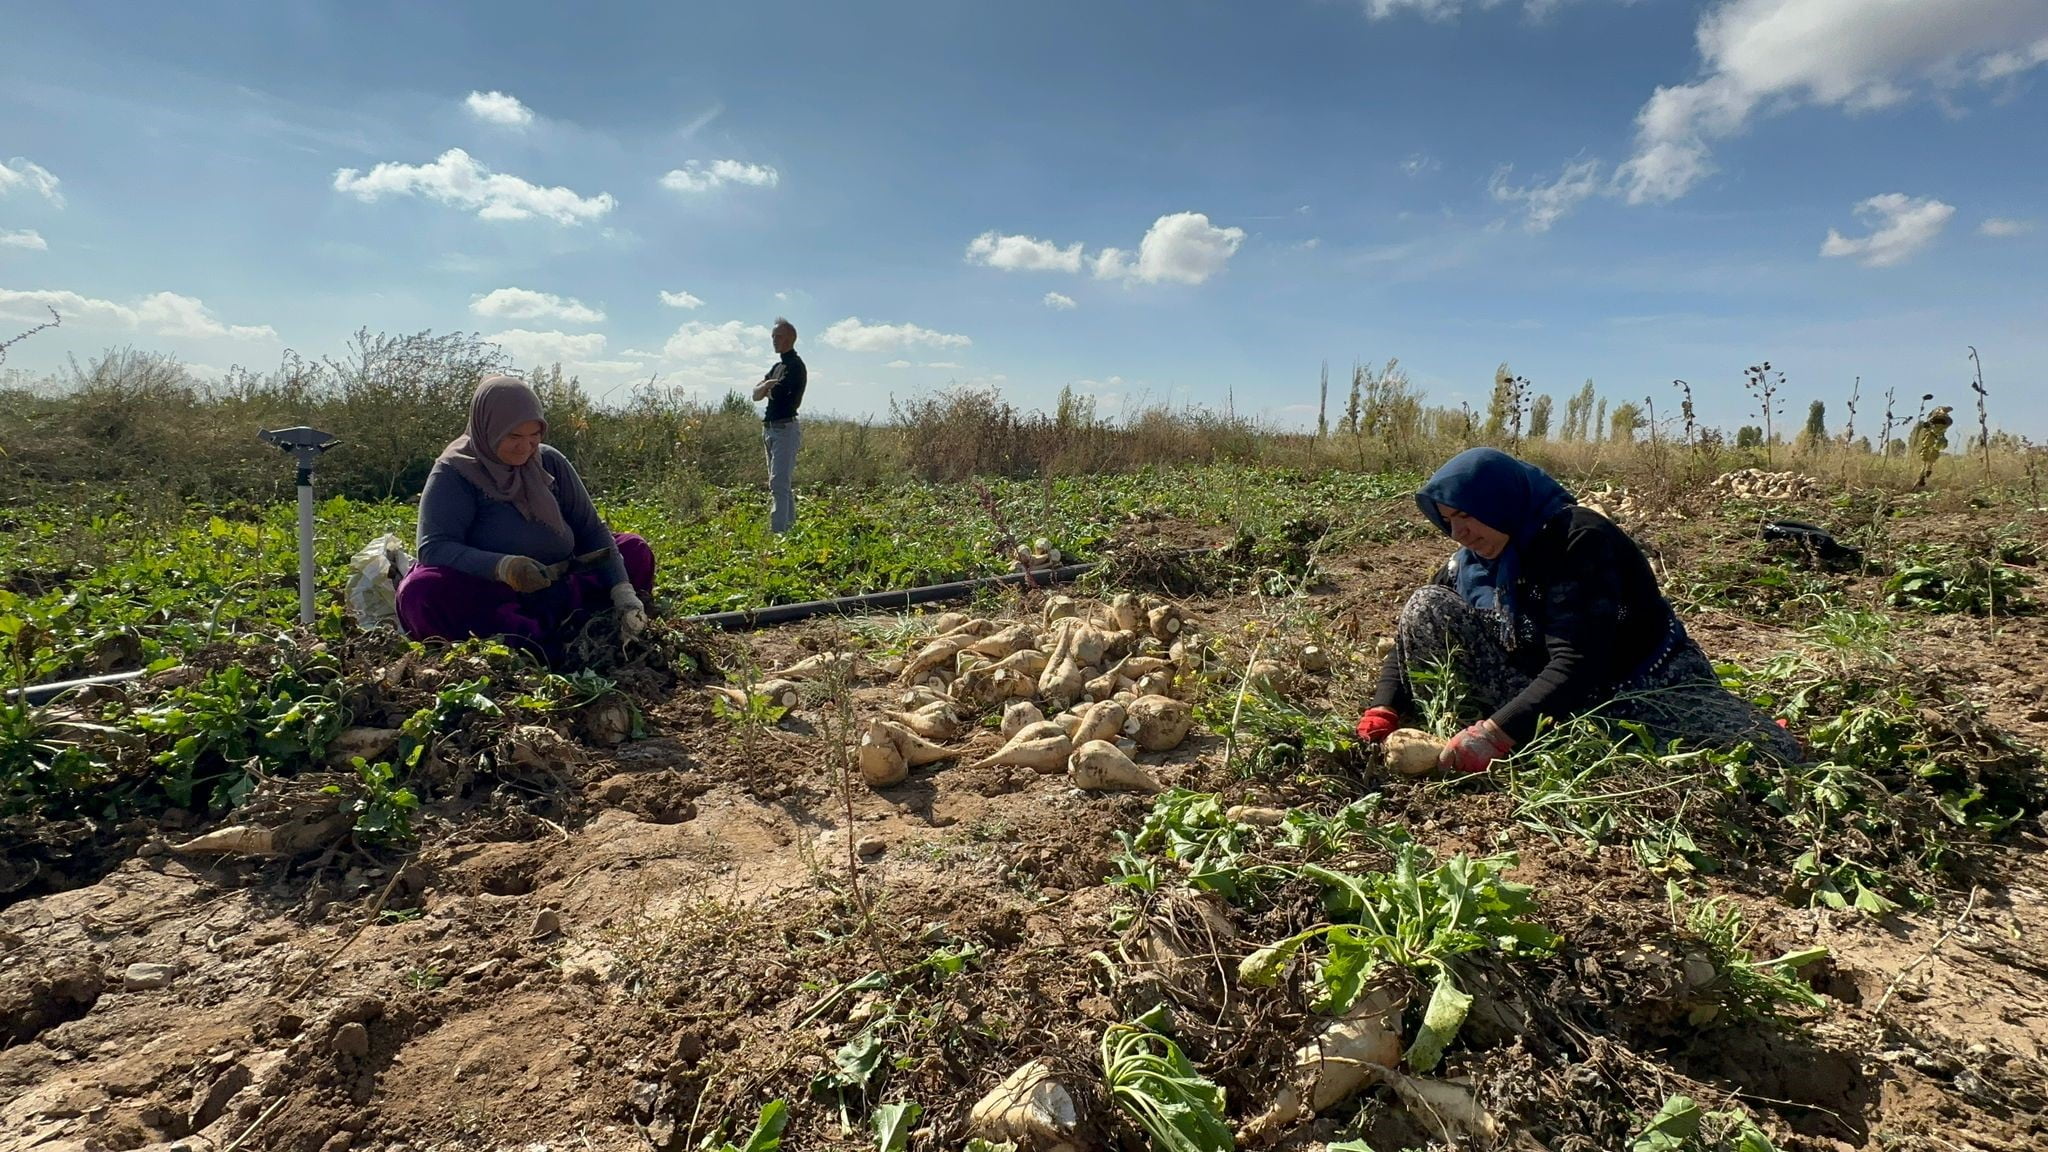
left=1416, top=448, right=1576, bottom=629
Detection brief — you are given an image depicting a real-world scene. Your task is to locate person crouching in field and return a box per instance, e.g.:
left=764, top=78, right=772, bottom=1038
left=1355, top=447, right=1800, bottom=772
left=397, top=375, right=654, bottom=661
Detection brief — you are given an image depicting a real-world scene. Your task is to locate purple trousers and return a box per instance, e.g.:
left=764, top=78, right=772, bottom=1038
left=396, top=533, right=655, bottom=656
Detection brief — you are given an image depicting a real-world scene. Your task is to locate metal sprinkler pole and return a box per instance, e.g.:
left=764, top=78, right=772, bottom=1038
left=257, top=426, right=340, bottom=627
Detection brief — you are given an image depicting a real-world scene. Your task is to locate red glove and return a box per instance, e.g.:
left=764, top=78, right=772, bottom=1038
left=1355, top=707, right=1400, bottom=744
left=1439, top=719, right=1514, bottom=774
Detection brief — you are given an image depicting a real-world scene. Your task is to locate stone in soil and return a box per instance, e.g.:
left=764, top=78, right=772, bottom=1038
left=123, top=962, right=175, bottom=991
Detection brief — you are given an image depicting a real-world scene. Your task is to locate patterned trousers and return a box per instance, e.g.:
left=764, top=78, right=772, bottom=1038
left=1393, top=585, right=1801, bottom=762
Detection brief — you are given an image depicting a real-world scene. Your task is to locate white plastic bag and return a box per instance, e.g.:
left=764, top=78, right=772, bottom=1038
left=346, top=533, right=414, bottom=630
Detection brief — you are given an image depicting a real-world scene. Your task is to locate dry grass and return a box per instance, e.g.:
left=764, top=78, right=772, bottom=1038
left=2, top=330, right=2040, bottom=509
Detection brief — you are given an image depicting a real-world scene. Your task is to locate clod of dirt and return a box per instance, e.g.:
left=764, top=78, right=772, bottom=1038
left=1, top=962, right=103, bottom=1044
left=968, top=1060, right=1082, bottom=1152
left=857, top=837, right=885, bottom=857
left=1383, top=729, right=1445, bottom=776
left=331, top=1021, right=371, bottom=1059
left=502, top=724, right=587, bottom=774
left=530, top=909, right=562, bottom=939
left=1226, top=805, right=1289, bottom=827
left=189, top=1058, right=253, bottom=1130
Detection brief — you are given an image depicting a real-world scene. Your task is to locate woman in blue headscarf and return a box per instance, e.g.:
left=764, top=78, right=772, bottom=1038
left=1357, top=448, right=1799, bottom=772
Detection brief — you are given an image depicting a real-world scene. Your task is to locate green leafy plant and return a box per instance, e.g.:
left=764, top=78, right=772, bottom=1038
left=326, top=757, right=419, bottom=843
left=133, top=659, right=347, bottom=812
left=711, top=690, right=792, bottom=728
left=1668, top=885, right=1827, bottom=1025
left=1408, top=649, right=1472, bottom=738
left=1240, top=844, right=1557, bottom=1072
left=1101, top=1006, right=1235, bottom=1152
left=871, top=1101, right=922, bottom=1152
left=1127, top=789, right=1256, bottom=899
left=1631, top=1095, right=1781, bottom=1152
left=705, top=1099, right=790, bottom=1152
left=1884, top=546, right=2031, bottom=615
left=1203, top=683, right=1356, bottom=779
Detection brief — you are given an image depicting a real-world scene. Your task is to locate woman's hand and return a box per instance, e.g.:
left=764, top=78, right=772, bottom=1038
left=495, top=555, right=555, bottom=594
left=1355, top=707, right=1400, bottom=744
left=611, top=583, right=648, bottom=645
left=1439, top=719, right=1514, bottom=774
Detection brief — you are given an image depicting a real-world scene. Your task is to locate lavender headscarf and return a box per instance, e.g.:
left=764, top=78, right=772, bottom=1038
left=435, top=375, right=573, bottom=548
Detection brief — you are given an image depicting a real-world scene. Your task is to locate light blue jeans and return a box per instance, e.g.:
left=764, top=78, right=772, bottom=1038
left=764, top=419, right=801, bottom=534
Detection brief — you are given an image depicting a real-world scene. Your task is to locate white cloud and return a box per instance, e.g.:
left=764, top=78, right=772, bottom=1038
left=664, top=319, right=772, bottom=362
left=0, top=288, right=274, bottom=339
left=1094, top=212, right=1246, bottom=285
left=0, top=288, right=134, bottom=327
left=1819, top=193, right=1955, bottom=267
left=332, top=149, right=615, bottom=225
left=470, top=287, right=605, bottom=324
left=464, top=90, right=534, bottom=128
left=1489, top=158, right=1603, bottom=232
left=822, top=317, right=972, bottom=353
left=883, top=359, right=913, bottom=369
left=0, top=229, right=47, bottom=250
left=659, top=290, right=705, bottom=309
left=1401, top=153, right=1443, bottom=177
left=135, top=292, right=278, bottom=340
left=1979, top=217, right=2037, bottom=237
left=0, top=157, right=64, bottom=207
left=1295, top=237, right=1322, bottom=251
left=1092, top=248, right=1132, bottom=280
left=924, top=361, right=964, bottom=370
left=1043, top=291, right=1077, bottom=311
left=659, top=159, right=781, bottom=193
left=486, top=328, right=608, bottom=365
left=1618, top=0, right=2048, bottom=204
left=965, top=231, right=1085, bottom=273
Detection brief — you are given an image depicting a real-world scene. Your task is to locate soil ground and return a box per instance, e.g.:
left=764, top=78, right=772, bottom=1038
left=4, top=487, right=2046, bottom=1152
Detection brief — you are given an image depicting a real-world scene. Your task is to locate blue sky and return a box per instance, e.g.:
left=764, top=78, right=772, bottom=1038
left=3, top=0, right=2045, bottom=437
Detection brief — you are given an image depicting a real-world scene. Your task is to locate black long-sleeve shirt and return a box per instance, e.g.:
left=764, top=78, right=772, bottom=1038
left=762, top=350, right=807, bottom=423
left=1370, top=507, right=1676, bottom=744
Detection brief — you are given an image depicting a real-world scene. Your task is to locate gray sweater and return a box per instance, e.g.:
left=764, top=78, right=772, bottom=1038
left=416, top=446, right=627, bottom=587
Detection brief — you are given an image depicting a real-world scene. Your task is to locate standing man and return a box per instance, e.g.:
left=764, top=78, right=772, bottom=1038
left=752, top=317, right=807, bottom=534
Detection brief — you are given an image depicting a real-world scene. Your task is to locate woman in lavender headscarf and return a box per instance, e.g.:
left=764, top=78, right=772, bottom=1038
left=395, top=375, right=654, bottom=659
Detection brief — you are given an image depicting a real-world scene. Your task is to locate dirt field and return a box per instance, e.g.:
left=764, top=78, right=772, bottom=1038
left=4, top=484, right=2046, bottom=1152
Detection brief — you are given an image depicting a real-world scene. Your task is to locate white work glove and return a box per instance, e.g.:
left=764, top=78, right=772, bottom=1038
left=610, top=582, right=648, bottom=646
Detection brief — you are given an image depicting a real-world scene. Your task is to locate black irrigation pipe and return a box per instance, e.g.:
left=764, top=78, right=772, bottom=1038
left=675, top=559, right=1097, bottom=631
left=6, top=560, right=1101, bottom=707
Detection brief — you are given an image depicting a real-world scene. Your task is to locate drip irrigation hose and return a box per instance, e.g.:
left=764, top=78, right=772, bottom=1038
left=7, top=559, right=1101, bottom=707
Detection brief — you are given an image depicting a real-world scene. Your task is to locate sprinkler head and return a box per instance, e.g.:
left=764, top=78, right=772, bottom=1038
left=258, top=426, right=340, bottom=471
